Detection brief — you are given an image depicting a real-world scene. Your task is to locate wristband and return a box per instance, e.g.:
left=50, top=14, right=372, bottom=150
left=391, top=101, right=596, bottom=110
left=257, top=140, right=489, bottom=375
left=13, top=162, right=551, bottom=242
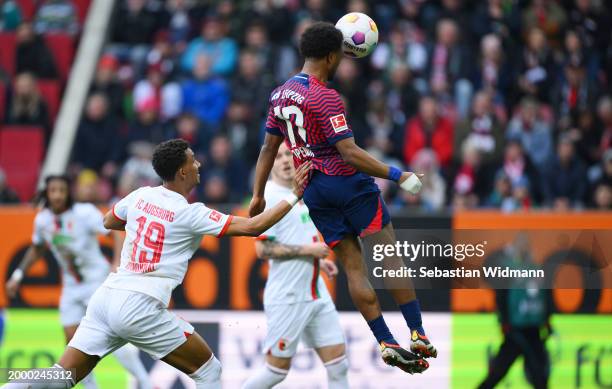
left=10, top=268, right=24, bottom=283
left=283, top=193, right=299, bottom=207
left=388, top=166, right=402, bottom=182
left=400, top=173, right=422, bottom=194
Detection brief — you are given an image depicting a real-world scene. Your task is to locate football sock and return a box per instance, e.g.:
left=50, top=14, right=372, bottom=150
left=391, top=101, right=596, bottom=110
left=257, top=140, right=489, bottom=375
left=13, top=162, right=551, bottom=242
left=367, top=315, right=397, bottom=344
left=399, top=300, right=425, bottom=335
left=241, top=363, right=288, bottom=389
left=324, top=355, right=349, bottom=389
left=189, top=354, right=222, bottom=389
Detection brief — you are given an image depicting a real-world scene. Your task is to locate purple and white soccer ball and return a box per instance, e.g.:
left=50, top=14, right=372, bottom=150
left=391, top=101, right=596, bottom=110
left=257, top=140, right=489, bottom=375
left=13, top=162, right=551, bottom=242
left=335, top=12, right=379, bottom=58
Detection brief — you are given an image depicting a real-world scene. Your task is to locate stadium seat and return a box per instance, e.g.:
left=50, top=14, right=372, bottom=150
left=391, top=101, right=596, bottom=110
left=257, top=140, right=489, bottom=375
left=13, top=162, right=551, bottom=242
left=73, top=0, right=92, bottom=24
left=0, top=126, right=44, bottom=201
left=37, top=80, right=61, bottom=123
left=15, top=0, right=36, bottom=20
left=0, top=32, right=16, bottom=77
left=44, top=33, right=75, bottom=82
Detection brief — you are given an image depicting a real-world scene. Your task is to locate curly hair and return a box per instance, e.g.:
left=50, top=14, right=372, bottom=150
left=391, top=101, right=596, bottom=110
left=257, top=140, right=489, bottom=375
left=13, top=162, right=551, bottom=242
left=299, top=21, right=343, bottom=59
left=40, top=174, right=73, bottom=209
left=152, top=139, right=190, bottom=181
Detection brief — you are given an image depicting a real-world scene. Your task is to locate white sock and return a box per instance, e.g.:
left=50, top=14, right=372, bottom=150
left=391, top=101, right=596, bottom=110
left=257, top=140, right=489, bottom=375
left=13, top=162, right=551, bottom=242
left=80, top=372, right=98, bottom=389
left=241, top=363, right=288, bottom=389
left=324, top=355, right=349, bottom=389
left=112, top=345, right=153, bottom=389
left=2, top=365, right=75, bottom=388
left=189, top=354, right=222, bottom=389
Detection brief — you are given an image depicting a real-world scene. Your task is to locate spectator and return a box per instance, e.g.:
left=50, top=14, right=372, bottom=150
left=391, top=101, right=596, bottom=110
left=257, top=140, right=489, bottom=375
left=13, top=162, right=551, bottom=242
left=34, top=0, right=79, bottom=35
left=4, top=73, right=50, bottom=132
left=202, top=134, right=247, bottom=202
left=1, top=0, right=21, bottom=31
left=486, top=171, right=514, bottom=209
left=522, top=0, right=567, bottom=47
left=515, top=27, right=555, bottom=104
left=455, top=91, right=505, bottom=164
left=89, top=55, right=124, bottom=118
left=371, top=25, right=427, bottom=81
left=492, top=139, right=542, bottom=205
left=0, top=167, right=19, bottom=203
left=568, top=0, right=611, bottom=66
left=219, top=100, right=259, bottom=164
left=181, top=15, right=238, bottom=76
left=165, top=0, right=192, bottom=46
left=470, top=0, right=521, bottom=48
left=567, top=109, right=600, bottom=166
left=72, top=93, right=123, bottom=174
left=425, top=18, right=473, bottom=119
left=403, top=96, right=454, bottom=168
left=588, top=149, right=612, bottom=197
left=385, top=62, right=420, bottom=132
left=553, top=57, right=599, bottom=131
left=506, top=97, right=553, bottom=172
left=181, top=54, right=229, bottom=128
left=333, top=58, right=369, bottom=139
left=365, top=98, right=395, bottom=157
left=165, top=112, right=208, bottom=157
left=472, top=34, right=512, bottom=105
left=117, top=141, right=159, bottom=194
left=543, top=134, right=587, bottom=209
left=108, top=0, right=159, bottom=73
left=242, top=22, right=276, bottom=82
left=230, top=49, right=273, bottom=117
left=592, top=182, right=611, bottom=210
left=200, top=170, right=230, bottom=205
left=15, top=22, right=58, bottom=79
left=133, top=62, right=181, bottom=121
left=453, top=137, right=490, bottom=204
left=126, top=97, right=164, bottom=146
left=74, top=169, right=112, bottom=204
left=597, top=96, right=612, bottom=157
left=410, top=149, right=446, bottom=211
left=559, top=29, right=596, bottom=80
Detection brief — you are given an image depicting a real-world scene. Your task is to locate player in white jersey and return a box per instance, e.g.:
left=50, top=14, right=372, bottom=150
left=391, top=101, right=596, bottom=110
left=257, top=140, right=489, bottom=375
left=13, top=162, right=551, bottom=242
left=1, top=139, right=311, bottom=389
left=243, top=143, right=349, bottom=389
left=4, top=175, right=152, bottom=389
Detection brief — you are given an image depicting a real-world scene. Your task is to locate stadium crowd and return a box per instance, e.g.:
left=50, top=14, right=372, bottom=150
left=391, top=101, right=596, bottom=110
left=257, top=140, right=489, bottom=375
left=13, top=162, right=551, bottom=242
left=1, top=0, right=611, bottom=211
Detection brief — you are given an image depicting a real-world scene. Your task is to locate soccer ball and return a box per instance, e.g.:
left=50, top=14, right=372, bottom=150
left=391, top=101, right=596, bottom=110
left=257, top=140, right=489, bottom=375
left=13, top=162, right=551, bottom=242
left=335, top=12, right=379, bottom=58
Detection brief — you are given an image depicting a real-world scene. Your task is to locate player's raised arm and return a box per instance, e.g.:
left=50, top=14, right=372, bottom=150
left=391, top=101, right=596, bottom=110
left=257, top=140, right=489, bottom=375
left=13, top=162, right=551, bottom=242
left=226, top=161, right=311, bottom=236
left=335, top=137, right=423, bottom=194
left=249, top=132, right=284, bottom=217
left=255, top=240, right=330, bottom=260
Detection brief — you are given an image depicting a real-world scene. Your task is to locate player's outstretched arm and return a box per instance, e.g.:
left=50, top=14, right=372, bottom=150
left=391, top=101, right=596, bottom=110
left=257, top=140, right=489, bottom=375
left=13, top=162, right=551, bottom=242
left=226, top=161, right=311, bottom=237
left=5, top=244, right=45, bottom=297
left=255, top=240, right=330, bottom=260
left=249, top=133, right=284, bottom=217
left=335, top=137, right=423, bottom=194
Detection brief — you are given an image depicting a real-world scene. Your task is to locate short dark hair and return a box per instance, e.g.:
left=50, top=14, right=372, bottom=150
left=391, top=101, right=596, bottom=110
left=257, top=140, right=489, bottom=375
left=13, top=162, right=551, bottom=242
left=41, top=174, right=73, bottom=209
left=299, top=22, right=343, bottom=59
left=152, top=139, right=190, bottom=181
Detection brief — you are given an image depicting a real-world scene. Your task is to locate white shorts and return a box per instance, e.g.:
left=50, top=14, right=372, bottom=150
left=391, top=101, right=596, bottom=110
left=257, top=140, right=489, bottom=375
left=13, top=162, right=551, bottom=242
left=68, top=286, right=194, bottom=360
left=263, top=297, right=344, bottom=358
left=59, top=282, right=102, bottom=327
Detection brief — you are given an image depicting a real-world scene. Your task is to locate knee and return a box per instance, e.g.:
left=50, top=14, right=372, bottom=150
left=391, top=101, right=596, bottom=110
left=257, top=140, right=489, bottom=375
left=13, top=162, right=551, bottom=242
left=190, top=355, right=222, bottom=384
left=324, top=355, right=349, bottom=380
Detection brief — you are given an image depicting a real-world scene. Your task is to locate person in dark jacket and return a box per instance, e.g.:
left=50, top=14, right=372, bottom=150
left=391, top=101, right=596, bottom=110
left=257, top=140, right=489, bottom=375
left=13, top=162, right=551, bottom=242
left=15, top=22, right=58, bottom=79
left=543, top=134, right=587, bottom=210
left=72, top=93, right=123, bottom=172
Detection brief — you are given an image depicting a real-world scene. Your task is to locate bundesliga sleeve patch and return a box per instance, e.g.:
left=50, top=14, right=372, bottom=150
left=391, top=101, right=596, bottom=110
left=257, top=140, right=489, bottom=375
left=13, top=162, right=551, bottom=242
left=330, top=114, right=348, bottom=133
left=209, top=210, right=222, bottom=222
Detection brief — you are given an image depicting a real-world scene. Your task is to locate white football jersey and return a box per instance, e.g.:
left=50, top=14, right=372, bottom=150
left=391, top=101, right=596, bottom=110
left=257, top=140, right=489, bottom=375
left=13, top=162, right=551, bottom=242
left=103, top=186, right=232, bottom=306
left=259, top=181, right=330, bottom=306
left=32, top=203, right=110, bottom=287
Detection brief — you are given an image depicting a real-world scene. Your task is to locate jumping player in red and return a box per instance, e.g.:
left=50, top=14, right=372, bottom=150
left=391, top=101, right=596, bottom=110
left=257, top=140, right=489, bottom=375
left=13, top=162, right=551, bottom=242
left=249, top=22, right=437, bottom=374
